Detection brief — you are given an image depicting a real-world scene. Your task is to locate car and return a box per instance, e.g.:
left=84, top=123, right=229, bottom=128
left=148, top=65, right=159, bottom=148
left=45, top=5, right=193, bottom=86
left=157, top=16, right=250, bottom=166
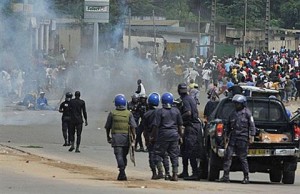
left=203, top=96, right=300, bottom=184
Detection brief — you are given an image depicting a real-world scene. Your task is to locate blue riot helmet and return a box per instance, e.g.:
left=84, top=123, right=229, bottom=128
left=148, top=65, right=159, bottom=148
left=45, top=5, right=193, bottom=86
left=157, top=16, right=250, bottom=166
left=161, top=92, right=174, bottom=108
left=114, top=94, right=127, bottom=107
left=148, top=92, right=160, bottom=106
left=232, top=94, right=247, bottom=111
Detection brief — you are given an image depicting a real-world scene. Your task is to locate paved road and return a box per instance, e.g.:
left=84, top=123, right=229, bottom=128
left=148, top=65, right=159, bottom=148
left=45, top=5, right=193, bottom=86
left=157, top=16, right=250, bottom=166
left=0, top=89, right=299, bottom=194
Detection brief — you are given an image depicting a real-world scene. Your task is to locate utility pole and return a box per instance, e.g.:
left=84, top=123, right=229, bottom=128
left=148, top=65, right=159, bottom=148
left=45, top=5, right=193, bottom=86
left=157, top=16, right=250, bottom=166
left=265, top=0, right=270, bottom=52
left=128, top=7, right=131, bottom=50
left=153, top=10, right=156, bottom=60
left=210, top=0, right=216, bottom=58
left=198, top=8, right=201, bottom=56
left=243, top=0, right=247, bottom=55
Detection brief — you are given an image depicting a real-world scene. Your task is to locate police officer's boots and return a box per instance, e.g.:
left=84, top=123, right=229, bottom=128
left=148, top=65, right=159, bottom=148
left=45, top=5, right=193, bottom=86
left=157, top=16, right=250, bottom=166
left=178, top=166, right=188, bottom=178
left=151, top=169, right=159, bottom=180
left=117, top=169, right=127, bottom=181
left=183, top=173, right=200, bottom=181
left=68, top=142, right=75, bottom=152
left=218, top=171, right=230, bottom=183
left=170, top=172, right=178, bottom=181
left=164, top=167, right=171, bottom=180
left=157, top=163, right=164, bottom=179
left=63, top=139, right=68, bottom=146
left=242, top=173, right=249, bottom=184
left=75, top=144, right=80, bottom=153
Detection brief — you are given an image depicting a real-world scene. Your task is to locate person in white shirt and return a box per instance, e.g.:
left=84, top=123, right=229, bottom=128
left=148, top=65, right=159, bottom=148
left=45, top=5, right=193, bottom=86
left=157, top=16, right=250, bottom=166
left=202, top=66, right=212, bottom=92
left=189, top=68, right=200, bottom=84
left=135, top=79, right=146, bottom=97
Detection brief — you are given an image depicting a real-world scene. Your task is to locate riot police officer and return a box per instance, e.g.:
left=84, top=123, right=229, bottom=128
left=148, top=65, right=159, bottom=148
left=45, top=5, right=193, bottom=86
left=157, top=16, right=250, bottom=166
left=127, top=94, right=142, bottom=151
left=177, top=83, right=204, bottom=180
left=135, top=94, right=148, bottom=152
left=219, top=94, right=255, bottom=184
left=151, top=92, right=183, bottom=181
left=105, top=94, right=137, bottom=181
left=59, top=92, right=73, bottom=146
left=141, top=92, right=170, bottom=180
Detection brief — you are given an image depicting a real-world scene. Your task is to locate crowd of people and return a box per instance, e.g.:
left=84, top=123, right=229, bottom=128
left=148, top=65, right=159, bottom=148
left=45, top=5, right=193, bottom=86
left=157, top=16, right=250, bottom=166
left=2, top=45, right=300, bottom=183
left=101, top=45, right=300, bottom=183
left=152, top=45, right=300, bottom=103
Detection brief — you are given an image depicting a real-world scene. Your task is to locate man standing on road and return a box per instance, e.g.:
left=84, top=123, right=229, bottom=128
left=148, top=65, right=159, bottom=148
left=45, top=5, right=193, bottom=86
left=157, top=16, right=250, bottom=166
left=177, top=83, right=204, bottom=181
left=219, top=94, right=255, bottom=184
left=58, top=92, right=73, bottom=146
left=69, top=91, right=88, bottom=153
left=105, top=94, right=137, bottom=181
left=141, top=92, right=170, bottom=180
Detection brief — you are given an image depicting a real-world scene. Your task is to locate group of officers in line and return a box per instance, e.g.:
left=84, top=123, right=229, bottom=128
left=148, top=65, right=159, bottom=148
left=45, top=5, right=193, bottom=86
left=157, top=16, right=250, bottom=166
left=104, top=82, right=255, bottom=184
left=58, top=82, right=255, bottom=184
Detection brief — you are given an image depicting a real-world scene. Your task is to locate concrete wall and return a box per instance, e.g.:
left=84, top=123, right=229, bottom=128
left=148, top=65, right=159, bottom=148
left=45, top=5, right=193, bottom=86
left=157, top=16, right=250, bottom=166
left=123, top=35, right=165, bottom=59
left=56, top=24, right=82, bottom=60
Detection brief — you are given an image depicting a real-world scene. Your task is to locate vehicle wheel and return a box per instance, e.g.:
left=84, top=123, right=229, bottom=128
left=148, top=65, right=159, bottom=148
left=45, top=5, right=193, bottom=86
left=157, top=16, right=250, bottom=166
left=282, top=171, right=295, bottom=184
left=208, top=150, right=220, bottom=181
left=269, top=169, right=282, bottom=183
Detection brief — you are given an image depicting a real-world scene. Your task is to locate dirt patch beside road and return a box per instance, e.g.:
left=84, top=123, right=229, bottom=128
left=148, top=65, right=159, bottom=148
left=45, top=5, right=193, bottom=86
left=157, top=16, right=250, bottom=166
left=0, top=145, right=208, bottom=191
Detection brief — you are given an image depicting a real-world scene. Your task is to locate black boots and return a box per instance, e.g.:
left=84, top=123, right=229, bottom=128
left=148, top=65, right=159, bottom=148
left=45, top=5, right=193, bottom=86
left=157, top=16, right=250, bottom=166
left=183, top=173, right=200, bottom=181
left=242, top=175, right=250, bottom=184
left=151, top=170, right=164, bottom=180
left=117, top=169, right=127, bottom=181
left=63, top=139, right=70, bottom=146
left=219, top=174, right=249, bottom=184
left=164, top=174, right=171, bottom=180
left=68, top=142, right=75, bottom=152
left=218, top=176, right=230, bottom=183
left=178, top=171, right=188, bottom=178
left=170, top=173, right=178, bottom=181
left=69, top=142, right=80, bottom=153
left=75, top=144, right=80, bottom=153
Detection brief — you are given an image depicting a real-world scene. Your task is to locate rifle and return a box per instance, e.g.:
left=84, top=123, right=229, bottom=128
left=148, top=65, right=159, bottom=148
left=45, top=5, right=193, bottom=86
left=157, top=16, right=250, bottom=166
left=129, top=127, right=136, bottom=166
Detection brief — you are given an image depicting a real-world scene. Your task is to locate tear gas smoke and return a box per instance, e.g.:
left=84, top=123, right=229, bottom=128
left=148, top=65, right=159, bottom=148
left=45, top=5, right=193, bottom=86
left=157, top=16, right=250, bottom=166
left=0, top=0, right=160, bottom=125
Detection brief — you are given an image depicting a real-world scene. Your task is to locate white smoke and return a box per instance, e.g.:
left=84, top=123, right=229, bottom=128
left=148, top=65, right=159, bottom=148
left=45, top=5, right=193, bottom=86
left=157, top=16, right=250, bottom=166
left=0, top=0, right=160, bottom=125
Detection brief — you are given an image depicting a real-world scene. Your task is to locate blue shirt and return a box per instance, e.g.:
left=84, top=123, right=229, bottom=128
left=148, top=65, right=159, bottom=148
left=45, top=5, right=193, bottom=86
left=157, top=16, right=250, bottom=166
left=154, top=107, right=183, bottom=142
left=180, top=94, right=199, bottom=124
left=36, top=97, right=48, bottom=109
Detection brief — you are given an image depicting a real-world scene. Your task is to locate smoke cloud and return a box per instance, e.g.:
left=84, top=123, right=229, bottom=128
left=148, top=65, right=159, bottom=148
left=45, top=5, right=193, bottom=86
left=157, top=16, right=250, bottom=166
left=0, top=0, right=159, bottom=125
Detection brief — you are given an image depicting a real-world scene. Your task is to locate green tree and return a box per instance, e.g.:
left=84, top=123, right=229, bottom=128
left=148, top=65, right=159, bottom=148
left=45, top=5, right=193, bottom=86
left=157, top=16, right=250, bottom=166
left=279, top=0, right=300, bottom=29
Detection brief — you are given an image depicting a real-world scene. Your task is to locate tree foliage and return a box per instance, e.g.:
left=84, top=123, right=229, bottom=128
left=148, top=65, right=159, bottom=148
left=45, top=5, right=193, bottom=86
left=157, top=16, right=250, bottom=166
left=48, top=0, right=300, bottom=29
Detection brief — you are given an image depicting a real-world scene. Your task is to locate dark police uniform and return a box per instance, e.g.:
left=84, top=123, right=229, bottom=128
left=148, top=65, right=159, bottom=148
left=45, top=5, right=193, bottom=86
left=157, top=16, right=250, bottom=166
left=179, top=94, right=203, bottom=180
left=127, top=100, right=143, bottom=151
left=69, top=96, right=87, bottom=152
left=222, top=107, right=255, bottom=181
left=105, top=107, right=137, bottom=180
left=142, top=107, right=170, bottom=179
left=59, top=99, right=72, bottom=146
left=152, top=106, right=183, bottom=180
left=135, top=100, right=148, bottom=151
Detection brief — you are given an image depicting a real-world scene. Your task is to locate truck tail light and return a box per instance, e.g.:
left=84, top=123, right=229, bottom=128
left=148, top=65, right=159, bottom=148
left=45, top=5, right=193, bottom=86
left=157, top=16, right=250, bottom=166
left=294, top=125, right=300, bottom=140
left=216, top=123, right=224, bottom=136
